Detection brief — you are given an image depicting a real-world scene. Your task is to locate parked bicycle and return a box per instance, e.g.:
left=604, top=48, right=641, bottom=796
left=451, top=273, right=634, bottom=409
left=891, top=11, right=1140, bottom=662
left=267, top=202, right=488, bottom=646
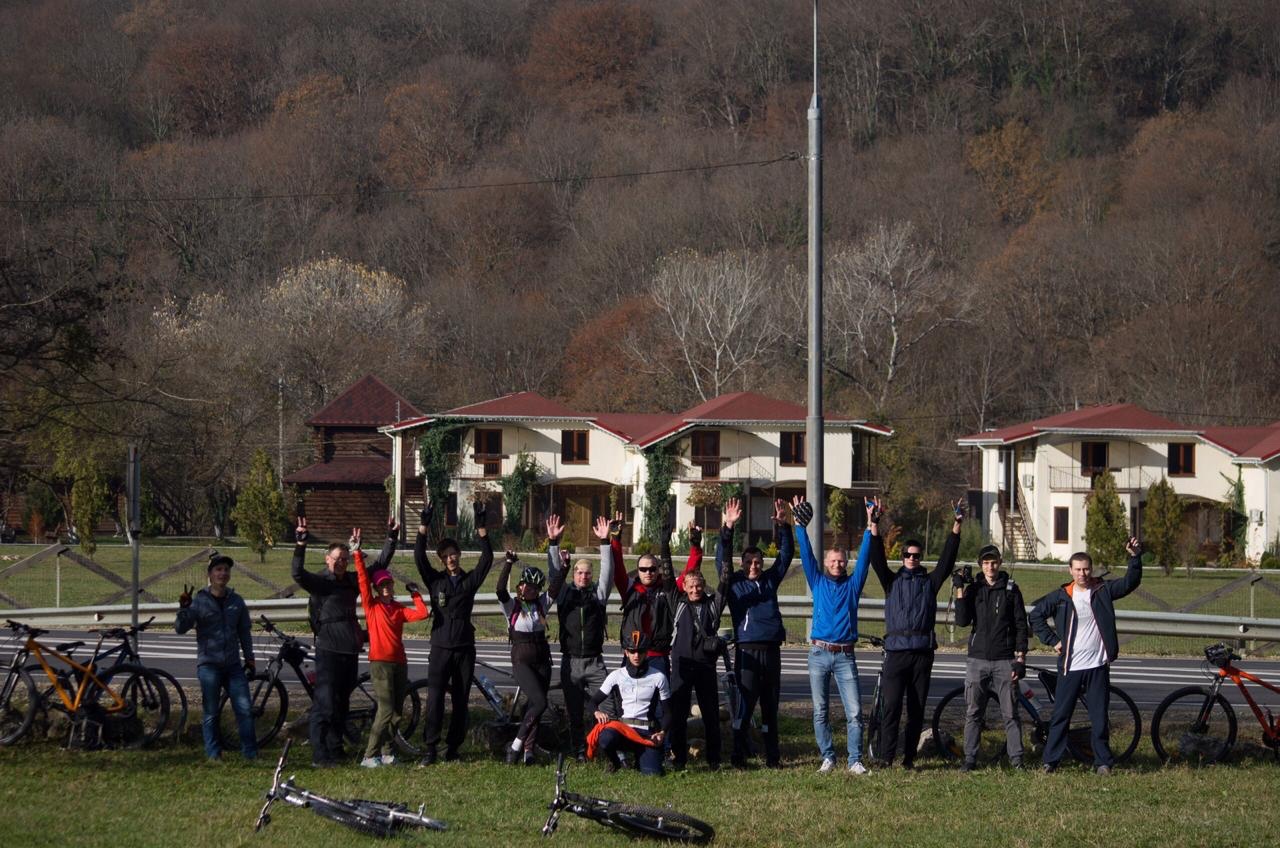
left=931, top=662, right=1141, bottom=766
left=222, top=615, right=422, bottom=753
left=542, top=753, right=714, bottom=842
left=1151, top=642, right=1280, bottom=765
left=256, top=739, right=447, bottom=837
left=1, top=619, right=169, bottom=748
left=862, top=635, right=887, bottom=761
left=43, top=616, right=188, bottom=743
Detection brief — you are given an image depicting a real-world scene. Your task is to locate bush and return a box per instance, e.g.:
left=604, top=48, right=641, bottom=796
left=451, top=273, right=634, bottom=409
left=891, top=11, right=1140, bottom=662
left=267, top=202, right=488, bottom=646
left=518, top=529, right=537, bottom=552
left=633, top=539, right=654, bottom=556
left=764, top=541, right=779, bottom=558
left=1260, top=553, right=1280, bottom=570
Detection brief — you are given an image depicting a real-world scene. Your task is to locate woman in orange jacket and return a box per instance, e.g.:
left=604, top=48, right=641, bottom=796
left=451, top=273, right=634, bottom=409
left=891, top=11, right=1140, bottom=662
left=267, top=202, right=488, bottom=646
left=351, top=526, right=429, bottom=768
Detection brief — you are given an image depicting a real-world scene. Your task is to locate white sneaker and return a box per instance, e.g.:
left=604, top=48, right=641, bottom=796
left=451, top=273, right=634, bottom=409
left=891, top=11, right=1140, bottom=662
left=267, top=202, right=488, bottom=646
left=817, top=758, right=837, bottom=773
left=359, top=756, right=383, bottom=768
left=380, top=754, right=396, bottom=766
left=849, top=761, right=869, bottom=775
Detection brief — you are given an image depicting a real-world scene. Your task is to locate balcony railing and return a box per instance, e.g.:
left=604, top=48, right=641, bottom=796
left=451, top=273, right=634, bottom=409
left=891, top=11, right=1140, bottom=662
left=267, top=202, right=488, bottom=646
left=1048, top=465, right=1156, bottom=492
left=456, top=453, right=510, bottom=480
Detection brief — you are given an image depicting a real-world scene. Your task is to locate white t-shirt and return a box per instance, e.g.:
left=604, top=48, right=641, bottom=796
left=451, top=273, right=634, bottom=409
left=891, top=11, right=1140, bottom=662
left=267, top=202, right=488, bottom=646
left=597, top=666, right=670, bottom=726
left=1068, top=586, right=1106, bottom=671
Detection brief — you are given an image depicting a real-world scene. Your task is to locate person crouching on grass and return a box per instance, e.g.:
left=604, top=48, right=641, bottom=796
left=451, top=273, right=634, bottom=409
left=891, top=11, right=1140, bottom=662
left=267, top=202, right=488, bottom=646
left=587, top=630, right=673, bottom=776
left=351, top=526, right=428, bottom=768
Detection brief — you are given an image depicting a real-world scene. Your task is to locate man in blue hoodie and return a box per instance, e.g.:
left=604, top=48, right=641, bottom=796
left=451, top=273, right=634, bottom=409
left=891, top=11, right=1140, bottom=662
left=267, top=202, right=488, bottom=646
left=795, top=494, right=875, bottom=774
left=175, top=552, right=256, bottom=761
left=716, top=496, right=792, bottom=768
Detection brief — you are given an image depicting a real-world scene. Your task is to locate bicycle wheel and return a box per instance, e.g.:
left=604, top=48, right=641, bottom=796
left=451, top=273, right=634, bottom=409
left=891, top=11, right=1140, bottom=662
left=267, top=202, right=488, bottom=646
left=863, top=686, right=883, bottom=762
left=345, top=673, right=426, bottom=757
left=344, top=673, right=378, bottom=746
left=1066, top=684, right=1141, bottom=766
left=307, top=796, right=394, bottom=838
left=606, top=802, right=714, bottom=843
left=0, top=666, right=38, bottom=746
left=1151, top=685, right=1237, bottom=765
left=96, top=665, right=170, bottom=748
left=930, top=686, right=969, bottom=762
left=222, top=673, right=288, bottom=748
left=146, top=666, right=188, bottom=743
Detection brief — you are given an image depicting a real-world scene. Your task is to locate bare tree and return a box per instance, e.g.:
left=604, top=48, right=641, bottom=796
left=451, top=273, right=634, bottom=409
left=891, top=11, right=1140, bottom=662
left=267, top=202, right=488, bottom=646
left=633, top=249, right=781, bottom=402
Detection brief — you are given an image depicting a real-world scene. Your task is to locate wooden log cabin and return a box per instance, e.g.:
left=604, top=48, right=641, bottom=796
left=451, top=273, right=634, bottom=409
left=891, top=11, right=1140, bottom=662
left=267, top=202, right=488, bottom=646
left=284, top=375, right=422, bottom=543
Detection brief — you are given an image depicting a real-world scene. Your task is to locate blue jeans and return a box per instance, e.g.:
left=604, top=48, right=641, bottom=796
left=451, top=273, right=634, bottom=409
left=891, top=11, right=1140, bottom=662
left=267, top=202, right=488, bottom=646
left=808, top=647, right=862, bottom=766
left=597, top=726, right=665, bottom=776
left=198, top=662, right=257, bottom=760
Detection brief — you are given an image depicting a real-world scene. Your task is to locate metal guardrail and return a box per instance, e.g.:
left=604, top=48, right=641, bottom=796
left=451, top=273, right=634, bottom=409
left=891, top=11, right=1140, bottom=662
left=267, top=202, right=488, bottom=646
left=9, top=596, right=1280, bottom=642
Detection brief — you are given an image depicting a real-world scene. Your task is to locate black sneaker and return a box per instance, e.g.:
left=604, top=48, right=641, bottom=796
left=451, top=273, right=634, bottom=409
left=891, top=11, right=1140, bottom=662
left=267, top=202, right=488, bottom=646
left=960, top=760, right=976, bottom=772
left=1042, top=763, right=1058, bottom=774
left=604, top=754, right=622, bottom=774
left=1009, top=759, right=1024, bottom=770
left=417, top=748, right=438, bottom=768
left=523, top=750, right=536, bottom=766
left=505, top=747, right=521, bottom=766
left=444, top=748, right=461, bottom=762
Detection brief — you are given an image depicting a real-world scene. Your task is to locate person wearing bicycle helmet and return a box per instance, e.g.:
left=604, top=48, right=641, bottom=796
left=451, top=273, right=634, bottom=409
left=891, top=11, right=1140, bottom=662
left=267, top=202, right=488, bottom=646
left=175, top=551, right=257, bottom=761
left=497, top=549, right=553, bottom=765
left=588, top=629, right=673, bottom=776
left=352, top=527, right=429, bottom=768
left=1030, top=537, right=1143, bottom=775
left=953, top=542, right=1028, bottom=771
left=545, top=513, right=616, bottom=762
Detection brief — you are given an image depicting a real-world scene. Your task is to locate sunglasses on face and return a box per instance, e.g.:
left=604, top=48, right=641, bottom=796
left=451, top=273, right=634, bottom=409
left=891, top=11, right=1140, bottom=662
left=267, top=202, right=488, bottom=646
left=903, top=552, right=922, bottom=560
left=637, top=567, right=657, bottom=573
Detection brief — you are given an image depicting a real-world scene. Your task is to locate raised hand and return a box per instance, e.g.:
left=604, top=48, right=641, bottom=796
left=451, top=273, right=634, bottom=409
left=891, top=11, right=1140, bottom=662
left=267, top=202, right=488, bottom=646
left=178, top=584, right=194, bottom=608
left=953, top=498, right=966, bottom=521
left=405, top=581, right=421, bottom=595
left=790, top=495, right=813, bottom=528
left=349, top=527, right=362, bottom=552
left=592, top=515, right=610, bottom=541
left=723, top=497, right=742, bottom=529
left=419, top=496, right=434, bottom=528
left=295, top=516, right=308, bottom=544
left=505, top=549, right=518, bottom=564
left=474, top=499, right=488, bottom=528
left=688, top=522, right=703, bottom=549
left=866, top=495, right=883, bottom=525
left=387, top=517, right=400, bottom=539
left=609, top=511, right=624, bottom=539
left=772, top=498, right=787, bottom=523
left=546, top=514, right=565, bottom=542
left=1125, top=536, right=1142, bottom=557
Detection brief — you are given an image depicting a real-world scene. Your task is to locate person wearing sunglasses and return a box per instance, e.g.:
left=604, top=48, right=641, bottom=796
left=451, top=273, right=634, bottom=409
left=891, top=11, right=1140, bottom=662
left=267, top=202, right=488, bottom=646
left=868, top=497, right=965, bottom=770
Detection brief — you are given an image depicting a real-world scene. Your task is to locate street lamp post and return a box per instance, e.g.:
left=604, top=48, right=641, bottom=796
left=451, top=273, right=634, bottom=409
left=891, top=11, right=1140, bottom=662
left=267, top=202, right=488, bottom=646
left=805, top=0, right=824, bottom=555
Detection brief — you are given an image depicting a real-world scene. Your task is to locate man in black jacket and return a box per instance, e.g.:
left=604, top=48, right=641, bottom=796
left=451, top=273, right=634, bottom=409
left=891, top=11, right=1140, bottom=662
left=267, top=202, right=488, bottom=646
left=1030, top=537, right=1142, bottom=775
left=413, top=493, right=493, bottom=765
left=546, top=513, right=614, bottom=761
left=953, top=543, right=1028, bottom=770
left=870, top=499, right=964, bottom=769
left=291, top=516, right=395, bottom=767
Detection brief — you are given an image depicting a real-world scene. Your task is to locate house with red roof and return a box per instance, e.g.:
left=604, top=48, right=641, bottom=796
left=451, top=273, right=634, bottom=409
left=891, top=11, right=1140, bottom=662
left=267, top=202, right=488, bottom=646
left=382, top=391, right=892, bottom=549
left=283, top=375, right=422, bottom=541
left=957, top=404, right=1280, bottom=563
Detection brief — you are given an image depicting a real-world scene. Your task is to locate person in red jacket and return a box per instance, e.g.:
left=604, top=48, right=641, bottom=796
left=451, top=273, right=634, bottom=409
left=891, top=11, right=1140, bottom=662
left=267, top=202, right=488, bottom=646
left=351, top=526, right=429, bottom=768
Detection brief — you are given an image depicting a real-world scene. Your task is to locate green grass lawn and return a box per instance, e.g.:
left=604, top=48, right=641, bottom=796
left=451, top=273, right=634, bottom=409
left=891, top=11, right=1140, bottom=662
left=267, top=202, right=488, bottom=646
left=1, top=710, right=1277, bottom=848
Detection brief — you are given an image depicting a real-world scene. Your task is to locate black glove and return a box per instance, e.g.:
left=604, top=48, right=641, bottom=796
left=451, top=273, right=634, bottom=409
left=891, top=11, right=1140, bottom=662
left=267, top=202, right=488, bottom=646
left=662, top=515, right=673, bottom=540
left=792, top=501, right=814, bottom=528
left=474, top=500, right=487, bottom=527
left=609, top=519, right=623, bottom=539
left=244, top=660, right=256, bottom=676
left=689, top=526, right=703, bottom=549
left=505, top=550, right=518, bottom=565
left=1011, top=661, right=1026, bottom=681
left=405, top=581, right=421, bottom=595
left=387, top=518, right=399, bottom=539
left=420, top=500, right=434, bottom=527
left=951, top=566, right=972, bottom=590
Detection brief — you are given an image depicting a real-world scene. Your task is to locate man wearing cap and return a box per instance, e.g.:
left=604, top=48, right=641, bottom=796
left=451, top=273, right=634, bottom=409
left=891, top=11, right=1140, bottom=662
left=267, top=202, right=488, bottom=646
left=794, top=494, right=875, bottom=775
left=953, top=543, right=1028, bottom=770
left=413, top=490, right=494, bottom=765
left=175, top=552, right=257, bottom=760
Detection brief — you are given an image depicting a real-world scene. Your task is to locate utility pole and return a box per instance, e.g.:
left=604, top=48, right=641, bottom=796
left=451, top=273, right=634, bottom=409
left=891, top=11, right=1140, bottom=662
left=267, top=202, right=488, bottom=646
left=277, top=376, right=285, bottom=491
left=805, top=0, right=825, bottom=554
left=127, top=445, right=141, bottom=650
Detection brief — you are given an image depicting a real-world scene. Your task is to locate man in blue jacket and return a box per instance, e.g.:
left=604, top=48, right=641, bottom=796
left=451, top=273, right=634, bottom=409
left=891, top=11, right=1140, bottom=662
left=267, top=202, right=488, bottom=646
left=1030, top=537, right=1142, bottom=775
left=795, top=494, right=874, bottom=774
left=716, top=496, right=792, bottom=768
left=869, top=498, right=964, bottom=769
left=175, top=552, right=256, bottom=761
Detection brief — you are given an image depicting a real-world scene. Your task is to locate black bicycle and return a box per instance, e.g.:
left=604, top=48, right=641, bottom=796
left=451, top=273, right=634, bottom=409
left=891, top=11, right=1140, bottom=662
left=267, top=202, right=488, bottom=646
left=256, top=739, right=447, bottom=837
left=542, top=754, right=714, bottom=842
left=931, top=663, right=1141, bottom=766
left=862, top=635, right=887, bottom=761
left=222, top=615, right=423, bottom=753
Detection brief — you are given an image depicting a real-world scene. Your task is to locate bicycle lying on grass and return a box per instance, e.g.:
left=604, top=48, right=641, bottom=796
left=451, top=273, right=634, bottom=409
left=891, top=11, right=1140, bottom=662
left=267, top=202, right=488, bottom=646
left=1151, top=642, right=1280, bottom=765
left=542, top=753, right=714, bottom=842
left=255, top=738, right=447, bottom=837
left=931, top=661, right=1141, bottom=767
left=1, top=619, right=169, bottom=749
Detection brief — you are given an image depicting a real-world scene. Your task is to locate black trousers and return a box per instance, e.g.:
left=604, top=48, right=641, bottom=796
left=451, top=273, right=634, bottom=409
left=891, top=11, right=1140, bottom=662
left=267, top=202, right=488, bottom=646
left=422, top=644, right=476, bottom=755
left=1043, top=664, right=1113, bottom=768
left=670, top=656, right=721, bottom=767
left=310, top=648, right=359, bottom=762
left=878, top=649, right=934, bottom=766
left=733, top=643, right=781, bottom=765
left=510, top=639, right=552, bottom=746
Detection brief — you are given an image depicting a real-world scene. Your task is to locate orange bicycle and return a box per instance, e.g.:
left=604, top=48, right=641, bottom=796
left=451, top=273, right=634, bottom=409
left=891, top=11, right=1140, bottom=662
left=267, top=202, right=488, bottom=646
left=0, top=619, right=169, bottom=748
left=1151, top=643, right=1280, bottom=765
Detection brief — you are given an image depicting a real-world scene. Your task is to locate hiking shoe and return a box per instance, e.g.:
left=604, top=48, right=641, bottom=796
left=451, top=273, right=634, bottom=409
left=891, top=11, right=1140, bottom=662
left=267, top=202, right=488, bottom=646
left=444, top=748, right=461, bottom=762
left=380, top=754, right=396, bottom=766
left=523, top=750, right=536, bottom=766
left=1009, top=759, right=1023, bottom=770
left=417, top=749, right=438, bottom=768
left=1096, top=765, right=1112, bottom=777
left=849, top=761, right=869, bottom=776
left=359, top=756, right=382, bottom=769
left=960, top=760, right=976, bottom=772
left=1042, top=763, right=1058, bottom=774
left=817, top=758, right=837, bottom=774
left=312, top=758, right=339, bottom=769
left=505, top=747, right=521, bottom=766
left=603, top=754, right=622, bottom=774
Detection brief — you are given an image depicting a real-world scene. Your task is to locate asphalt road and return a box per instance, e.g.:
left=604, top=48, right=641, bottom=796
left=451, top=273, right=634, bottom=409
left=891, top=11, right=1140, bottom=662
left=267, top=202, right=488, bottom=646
left=29, top=629, right=1280, bottom=716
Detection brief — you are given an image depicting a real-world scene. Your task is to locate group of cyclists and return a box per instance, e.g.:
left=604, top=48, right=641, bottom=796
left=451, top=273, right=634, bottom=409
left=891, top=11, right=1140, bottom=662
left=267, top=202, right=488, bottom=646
left=182, top=488, right=1144, bottom=776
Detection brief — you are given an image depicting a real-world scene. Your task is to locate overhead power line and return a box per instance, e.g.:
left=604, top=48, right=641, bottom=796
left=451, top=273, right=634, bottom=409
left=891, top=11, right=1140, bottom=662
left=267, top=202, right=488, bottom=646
left=0, top=152, right=801, bottom=208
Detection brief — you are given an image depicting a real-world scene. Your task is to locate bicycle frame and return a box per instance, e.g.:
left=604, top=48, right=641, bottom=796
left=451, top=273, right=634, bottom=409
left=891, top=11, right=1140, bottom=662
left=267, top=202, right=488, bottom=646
left=1211, top=660, right=1280, bottom=744
left=24, top=632, right=126, bottom=715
